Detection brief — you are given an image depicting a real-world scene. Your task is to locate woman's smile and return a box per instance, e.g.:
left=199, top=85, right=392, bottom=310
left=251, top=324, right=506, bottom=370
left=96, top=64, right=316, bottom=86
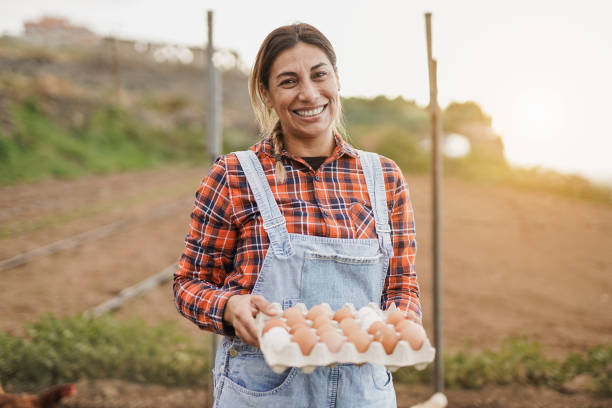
left=293, top=103, right=327, bottom=119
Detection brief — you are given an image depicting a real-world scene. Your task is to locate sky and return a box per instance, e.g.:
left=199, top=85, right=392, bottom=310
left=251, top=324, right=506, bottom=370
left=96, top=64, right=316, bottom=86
left=1, top=0, right=611, bottom=184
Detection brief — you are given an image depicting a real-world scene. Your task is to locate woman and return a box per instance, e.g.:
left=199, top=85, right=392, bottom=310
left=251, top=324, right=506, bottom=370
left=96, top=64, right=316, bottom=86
left=173, top=23, right=421, bottom=407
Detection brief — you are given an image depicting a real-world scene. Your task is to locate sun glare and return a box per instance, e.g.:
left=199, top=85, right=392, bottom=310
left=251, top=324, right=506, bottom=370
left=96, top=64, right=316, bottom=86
left=502, top=89, right=566, bottom=165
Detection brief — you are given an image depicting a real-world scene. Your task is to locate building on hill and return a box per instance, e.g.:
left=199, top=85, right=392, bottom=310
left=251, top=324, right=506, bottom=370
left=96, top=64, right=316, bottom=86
left=23, top=16, right=100, bottom=47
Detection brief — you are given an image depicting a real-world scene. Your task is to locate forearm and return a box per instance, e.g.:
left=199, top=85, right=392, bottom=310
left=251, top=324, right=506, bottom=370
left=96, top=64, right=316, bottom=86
left=173, top=262, right=235, bottom=335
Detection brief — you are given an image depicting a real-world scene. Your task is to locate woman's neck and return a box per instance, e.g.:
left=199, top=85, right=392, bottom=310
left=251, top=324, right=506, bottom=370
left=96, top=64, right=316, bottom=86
left=282, top=131, right=335, bottom=157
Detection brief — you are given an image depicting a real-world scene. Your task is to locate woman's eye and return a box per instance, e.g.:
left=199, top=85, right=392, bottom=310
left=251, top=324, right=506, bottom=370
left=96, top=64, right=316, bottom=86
left=280, top=79, right=296, bottom=86
left=314, top=71, right=328, bottom=79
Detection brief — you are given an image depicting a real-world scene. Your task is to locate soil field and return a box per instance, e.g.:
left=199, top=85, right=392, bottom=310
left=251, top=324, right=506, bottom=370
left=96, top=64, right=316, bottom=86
left=1, top=166, right=611, bottom=406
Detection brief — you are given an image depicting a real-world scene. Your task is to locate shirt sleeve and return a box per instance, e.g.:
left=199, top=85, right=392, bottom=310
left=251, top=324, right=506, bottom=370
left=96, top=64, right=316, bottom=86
left=380, top=159, right=421, bottom=320
left=173, top=155, right=238, bottom=335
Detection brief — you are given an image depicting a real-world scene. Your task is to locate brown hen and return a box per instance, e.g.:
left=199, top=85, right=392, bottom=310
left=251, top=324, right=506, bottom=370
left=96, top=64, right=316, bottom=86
left=0, top=384, right=76, bottom=408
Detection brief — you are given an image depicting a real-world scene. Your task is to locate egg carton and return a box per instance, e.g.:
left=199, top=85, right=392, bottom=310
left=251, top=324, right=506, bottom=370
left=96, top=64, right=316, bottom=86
left=256, top=302, right=436, bottom=374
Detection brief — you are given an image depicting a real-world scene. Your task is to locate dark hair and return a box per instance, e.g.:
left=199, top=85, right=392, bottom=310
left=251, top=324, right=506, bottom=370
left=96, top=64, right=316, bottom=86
left=248, top=23, right=345, bottom=181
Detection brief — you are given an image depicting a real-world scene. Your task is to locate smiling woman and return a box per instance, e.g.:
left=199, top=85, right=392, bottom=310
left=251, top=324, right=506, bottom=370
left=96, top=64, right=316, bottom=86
left=174, top=22, right=422, bottom=408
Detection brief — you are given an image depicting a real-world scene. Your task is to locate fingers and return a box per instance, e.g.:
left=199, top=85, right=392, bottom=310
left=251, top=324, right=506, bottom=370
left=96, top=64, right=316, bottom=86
left=233, top=311, right=260, bottom=347
left=406, top=309, right=422, bottom=324
left=225, top=294, right=278, bottom=347
left=250, top=295, right=279, bottom=316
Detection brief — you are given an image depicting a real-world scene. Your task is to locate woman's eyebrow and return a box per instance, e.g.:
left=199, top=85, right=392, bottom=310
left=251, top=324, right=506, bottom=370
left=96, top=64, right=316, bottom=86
left=275, top=62, right=328, bottom=79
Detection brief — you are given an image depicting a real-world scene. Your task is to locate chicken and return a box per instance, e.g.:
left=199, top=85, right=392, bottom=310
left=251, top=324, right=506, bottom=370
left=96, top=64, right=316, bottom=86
left=0, top=383, right=76, bottom=408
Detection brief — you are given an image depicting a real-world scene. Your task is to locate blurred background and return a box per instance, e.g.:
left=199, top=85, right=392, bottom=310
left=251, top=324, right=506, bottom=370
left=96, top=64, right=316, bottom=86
left=0, top=1, right=610, bottom=407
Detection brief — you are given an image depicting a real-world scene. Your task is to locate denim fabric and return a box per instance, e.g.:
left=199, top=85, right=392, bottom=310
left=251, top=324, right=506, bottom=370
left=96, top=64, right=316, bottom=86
left=213, top=150, right=396, bottom=407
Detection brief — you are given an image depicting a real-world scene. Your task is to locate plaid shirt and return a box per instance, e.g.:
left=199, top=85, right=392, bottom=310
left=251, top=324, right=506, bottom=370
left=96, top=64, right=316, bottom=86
left=173, top=134, right=420, bottom=335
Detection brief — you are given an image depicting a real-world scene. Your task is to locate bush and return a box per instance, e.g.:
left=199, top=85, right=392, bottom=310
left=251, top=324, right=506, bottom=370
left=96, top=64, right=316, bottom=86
left=0, top=315, right=210, bottom=391
left=394, top=337, right=612, bottom=396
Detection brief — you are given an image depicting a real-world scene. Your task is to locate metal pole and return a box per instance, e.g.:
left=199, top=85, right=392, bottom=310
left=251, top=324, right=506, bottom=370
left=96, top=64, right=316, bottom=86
left=206, top=11, right=221, bottom=406
left=111, top=37, right=121, bottom=105
left=207, top=10, right=222, bottom=162
left=425, top=12, right=444, bottom=394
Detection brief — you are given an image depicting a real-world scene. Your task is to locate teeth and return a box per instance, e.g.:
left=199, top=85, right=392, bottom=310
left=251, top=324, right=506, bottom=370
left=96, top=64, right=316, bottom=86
left=295, top=105, right=325, bottom=117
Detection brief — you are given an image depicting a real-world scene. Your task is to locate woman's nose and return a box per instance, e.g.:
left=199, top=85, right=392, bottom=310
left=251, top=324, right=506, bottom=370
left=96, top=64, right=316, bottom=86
left=298, top=79, right=318, bottom=100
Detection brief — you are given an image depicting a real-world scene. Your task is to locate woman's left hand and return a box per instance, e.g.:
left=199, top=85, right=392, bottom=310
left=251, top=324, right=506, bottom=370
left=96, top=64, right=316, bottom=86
left=224, top=294, right=279, bottom=347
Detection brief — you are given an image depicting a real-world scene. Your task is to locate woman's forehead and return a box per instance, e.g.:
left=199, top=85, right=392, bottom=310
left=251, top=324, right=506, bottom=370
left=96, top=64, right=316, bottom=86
left=270, top=43, right=332, bottom=75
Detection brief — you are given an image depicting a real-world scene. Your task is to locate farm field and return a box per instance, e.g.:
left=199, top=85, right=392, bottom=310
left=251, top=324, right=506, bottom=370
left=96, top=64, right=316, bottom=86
left=1, top=165, right=611, bottom=406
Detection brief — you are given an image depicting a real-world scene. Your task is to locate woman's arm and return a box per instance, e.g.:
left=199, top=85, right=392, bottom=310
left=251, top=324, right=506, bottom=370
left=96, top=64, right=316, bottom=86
left=173, top=156, right=239, bottom=335
left=380, top=158, right=421, bottom=321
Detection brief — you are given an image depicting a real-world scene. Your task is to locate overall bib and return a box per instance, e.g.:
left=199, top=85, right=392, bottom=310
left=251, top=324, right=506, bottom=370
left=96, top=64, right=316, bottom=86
left=212, top=150, right=397, bottom=408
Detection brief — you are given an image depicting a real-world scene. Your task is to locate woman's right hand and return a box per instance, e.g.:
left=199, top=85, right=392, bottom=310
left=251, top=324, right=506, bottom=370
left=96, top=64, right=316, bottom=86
left=223, top=294, right=279, bottom=347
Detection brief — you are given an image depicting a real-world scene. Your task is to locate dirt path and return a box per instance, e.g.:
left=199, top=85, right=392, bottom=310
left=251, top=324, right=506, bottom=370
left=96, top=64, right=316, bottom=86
left=17, top=380, right=603, bottom=408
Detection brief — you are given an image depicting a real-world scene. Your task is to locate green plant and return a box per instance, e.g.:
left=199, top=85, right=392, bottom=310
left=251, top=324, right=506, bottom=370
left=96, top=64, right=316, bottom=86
left=0, top=315, right=210, bottom=392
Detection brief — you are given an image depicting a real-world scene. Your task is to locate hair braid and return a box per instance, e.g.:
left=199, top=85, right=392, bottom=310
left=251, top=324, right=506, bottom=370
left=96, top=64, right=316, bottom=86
left=271, top=121, right=287, bottom=183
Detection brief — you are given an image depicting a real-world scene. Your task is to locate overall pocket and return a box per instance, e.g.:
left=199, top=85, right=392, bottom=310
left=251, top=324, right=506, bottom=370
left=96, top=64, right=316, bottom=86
left=224, top=348, right=296, bottom=395
left=301, top=250, right=384, bottom=310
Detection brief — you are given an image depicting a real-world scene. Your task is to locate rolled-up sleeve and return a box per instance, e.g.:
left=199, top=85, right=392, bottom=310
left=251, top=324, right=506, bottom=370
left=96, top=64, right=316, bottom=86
left=381, top=159, right=421, bottom=319
left=173, top=156, right=238, bottom=335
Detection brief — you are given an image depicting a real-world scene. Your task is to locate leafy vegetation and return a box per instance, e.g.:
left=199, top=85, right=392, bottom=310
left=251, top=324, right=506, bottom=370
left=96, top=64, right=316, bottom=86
left=1, top=94, right=610, bottom=205
left=0, top=315, right=210, bottom=392
left=395, top=337, right=612, bottom=396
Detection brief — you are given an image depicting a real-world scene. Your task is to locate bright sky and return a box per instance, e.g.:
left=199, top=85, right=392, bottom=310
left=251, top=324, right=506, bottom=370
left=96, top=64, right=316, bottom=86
left=1, top=0, right=611, bottom=184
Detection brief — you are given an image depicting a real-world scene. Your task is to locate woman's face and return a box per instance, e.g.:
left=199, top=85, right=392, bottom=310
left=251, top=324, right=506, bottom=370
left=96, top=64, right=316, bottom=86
left=261, top=42, right=340, bottom=145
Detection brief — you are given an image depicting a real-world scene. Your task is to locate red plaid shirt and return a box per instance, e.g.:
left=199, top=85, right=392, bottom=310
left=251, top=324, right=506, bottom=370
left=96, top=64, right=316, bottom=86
left=173, top=134, right=420, bottom=335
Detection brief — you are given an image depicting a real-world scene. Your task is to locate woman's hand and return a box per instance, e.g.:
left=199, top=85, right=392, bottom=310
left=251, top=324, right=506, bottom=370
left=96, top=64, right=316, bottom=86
left=223, top=294, right=279, bottom=347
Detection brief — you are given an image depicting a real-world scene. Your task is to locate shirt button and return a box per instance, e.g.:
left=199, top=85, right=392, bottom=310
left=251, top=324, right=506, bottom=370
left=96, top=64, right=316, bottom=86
left=322, top=211, right=328, bottom=217
left=314, top=175, right=320, bottom=181
left=219, top=364, right=225, bottom=373
left=229, top=348, right=238, bottom=357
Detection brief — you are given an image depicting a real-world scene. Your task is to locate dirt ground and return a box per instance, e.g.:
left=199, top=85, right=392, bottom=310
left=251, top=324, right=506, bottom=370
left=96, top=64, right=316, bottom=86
left=1, top=166, right=611, bottom=406
left=46, top=379, right=607, bottom=408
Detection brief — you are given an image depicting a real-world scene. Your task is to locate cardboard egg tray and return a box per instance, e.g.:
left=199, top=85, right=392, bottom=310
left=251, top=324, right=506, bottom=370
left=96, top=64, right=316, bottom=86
left=256, top=302, right=436, bottom=374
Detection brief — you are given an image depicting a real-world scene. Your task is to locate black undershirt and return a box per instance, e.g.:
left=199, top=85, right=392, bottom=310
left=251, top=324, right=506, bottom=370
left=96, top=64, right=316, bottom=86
left=302, top=156, right=327, bottom=172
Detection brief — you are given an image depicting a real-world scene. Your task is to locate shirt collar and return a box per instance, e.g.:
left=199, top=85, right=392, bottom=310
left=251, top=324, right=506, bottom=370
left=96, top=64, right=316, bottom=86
left=258, top=131, right=359, bottom=161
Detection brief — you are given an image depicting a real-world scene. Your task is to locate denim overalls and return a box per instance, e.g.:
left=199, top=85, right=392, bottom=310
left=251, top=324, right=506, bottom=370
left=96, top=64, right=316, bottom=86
left=212, top=149, right=397, bottom=408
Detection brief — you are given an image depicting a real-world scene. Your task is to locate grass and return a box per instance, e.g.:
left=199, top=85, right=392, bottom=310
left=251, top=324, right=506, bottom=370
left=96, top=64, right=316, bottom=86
left=1, top=316, right=610, bottom=396
left=0, top=315, right=211, bottom=392
left=1, top=97, right=611, bottom=207
left=394, top=337, right=612, bottom=396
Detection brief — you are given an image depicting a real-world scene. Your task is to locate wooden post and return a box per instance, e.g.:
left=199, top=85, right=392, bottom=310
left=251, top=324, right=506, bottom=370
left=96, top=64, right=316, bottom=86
left=206, top=10, right=221, bottom=407
left=425, top=12, right=444, bottom=395
left=111, top=37, right=121, bottom=105
left=206, top=10, right=222, bottom=163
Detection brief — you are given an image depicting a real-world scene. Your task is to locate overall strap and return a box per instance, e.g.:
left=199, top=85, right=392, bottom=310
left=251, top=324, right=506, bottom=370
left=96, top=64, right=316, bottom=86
left=234, top=150, right=294, bottom=258
left=357, top=150, right=394, bottom=257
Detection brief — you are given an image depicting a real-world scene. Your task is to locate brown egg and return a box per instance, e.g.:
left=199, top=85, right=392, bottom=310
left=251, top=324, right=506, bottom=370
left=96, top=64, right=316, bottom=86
left=316, top=324, right=337, bottom=336
left=289, top=320, right=310, bottom=334
left=262, top=318, right=287, bottom=335
left=346, top=327, right=371, bottom=353
left=292, top=327, right=318, bottom=356
left=367, top=321, right=387, bottom=336
left=283, top=308, right=306, bottom=328
left=395, top=319, right=416, bottom=333
left=398, top=321, right=426, bottom=350
left=311, top=314, right=332, bottom=329
left=386, top=310, right=406, bottom=326
left=283, top=307, right=305, bottom=324
left=319, top=329, right=344, bottom=353
left=338, top=317, right=359, bottom=333
left=306, top=304, right=329, bottom=321
left=374, top=326, right=399, bottom=354
left=333, top=308, right=354, bottom=323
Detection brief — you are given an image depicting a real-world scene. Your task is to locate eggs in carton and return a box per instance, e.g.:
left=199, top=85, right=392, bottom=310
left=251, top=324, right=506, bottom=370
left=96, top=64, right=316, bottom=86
left=256, top=302, right=436, bottom=374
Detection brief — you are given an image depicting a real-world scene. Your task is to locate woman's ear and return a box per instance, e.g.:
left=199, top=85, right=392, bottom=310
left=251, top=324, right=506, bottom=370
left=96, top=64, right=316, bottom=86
left=260, top=84, right=272, bottom=108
